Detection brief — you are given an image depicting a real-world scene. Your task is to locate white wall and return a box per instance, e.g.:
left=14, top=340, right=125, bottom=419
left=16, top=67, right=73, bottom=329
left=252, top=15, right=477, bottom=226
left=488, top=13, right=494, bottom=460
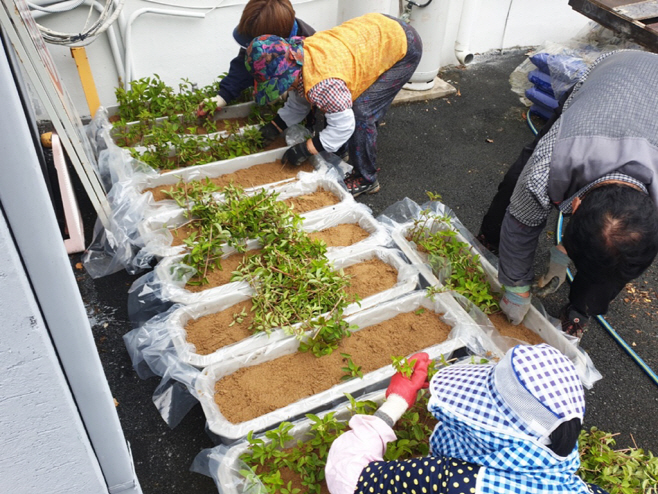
left=31, top=0, right=590, bottom=118
left=0, top=210, right=108, bottom=494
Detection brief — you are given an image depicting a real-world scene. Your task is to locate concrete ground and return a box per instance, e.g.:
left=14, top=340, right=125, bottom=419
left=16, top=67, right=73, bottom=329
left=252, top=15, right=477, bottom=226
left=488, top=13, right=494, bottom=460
left=72, top=50, right=658, bottom=494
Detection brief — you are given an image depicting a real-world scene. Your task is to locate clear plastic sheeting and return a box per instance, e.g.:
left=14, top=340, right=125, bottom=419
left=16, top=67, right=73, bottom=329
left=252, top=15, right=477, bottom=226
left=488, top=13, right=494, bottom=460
left=81, top=154, right=350, bottom=277
left=194, top=290, right=497, bottom=443
left=509, top=23, right=646, bottom=106
left=378, top=198, right=602, bottom=388
left=126, top=245, right=421, bottom=370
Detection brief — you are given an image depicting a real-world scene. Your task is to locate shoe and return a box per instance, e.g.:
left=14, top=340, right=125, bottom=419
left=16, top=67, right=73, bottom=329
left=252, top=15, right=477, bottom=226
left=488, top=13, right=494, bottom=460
left=559, top=304, right=589, bottom=338
left=344, top=174, right=380, bottom=197
left=476, top=233, right=499, bottom=257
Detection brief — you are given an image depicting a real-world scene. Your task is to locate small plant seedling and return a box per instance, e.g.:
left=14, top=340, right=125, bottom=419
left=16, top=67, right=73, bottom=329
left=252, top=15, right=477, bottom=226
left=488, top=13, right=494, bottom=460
left=340, top=353, right=363, bottom=381
left=391, top=355, right=417, bottom=379
left=414, top=307, right=426, bottom=315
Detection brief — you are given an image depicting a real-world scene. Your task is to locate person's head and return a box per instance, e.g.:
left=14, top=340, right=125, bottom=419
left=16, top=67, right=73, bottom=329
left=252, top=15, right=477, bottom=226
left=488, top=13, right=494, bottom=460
left=234, top=0, right=297, bottom=49
left=429, top=344, right=585, bottom=457
left=245, top=35, right=304, bottom=105
left=563, top=184, right=658, bottom=285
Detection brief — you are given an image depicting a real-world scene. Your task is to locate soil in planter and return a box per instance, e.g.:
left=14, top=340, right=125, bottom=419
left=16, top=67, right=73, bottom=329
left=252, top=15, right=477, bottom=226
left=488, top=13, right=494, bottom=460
left=488, top=312, right=545, bottom=345
left=342, top=258, right=398, bottom=300
left=184, top=258, right=398, bottom=355
left=186, top=249, right=262, bottom=291
left=214, top=309, right=451, bottom=423
left=146, top=159, right=315, bottom=202
left=308, top=223, right=370, bottom=248
left=283, top=189, right=340, bottom=214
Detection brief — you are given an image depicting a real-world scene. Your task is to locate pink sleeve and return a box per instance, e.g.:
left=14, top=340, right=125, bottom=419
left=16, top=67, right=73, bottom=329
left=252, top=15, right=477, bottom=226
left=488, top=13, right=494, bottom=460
left=325, top=415, right=397, bottom=494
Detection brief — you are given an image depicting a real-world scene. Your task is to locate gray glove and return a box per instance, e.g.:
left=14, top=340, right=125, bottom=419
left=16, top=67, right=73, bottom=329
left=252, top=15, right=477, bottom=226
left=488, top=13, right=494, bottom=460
left=534, top=246, right=570, bottom=297
left=500, top=285, right=531, bottom=325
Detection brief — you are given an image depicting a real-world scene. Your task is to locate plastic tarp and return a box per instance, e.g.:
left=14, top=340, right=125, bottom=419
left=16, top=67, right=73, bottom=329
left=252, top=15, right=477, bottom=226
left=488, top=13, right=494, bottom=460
left=509, top=23, right=646, bottom=107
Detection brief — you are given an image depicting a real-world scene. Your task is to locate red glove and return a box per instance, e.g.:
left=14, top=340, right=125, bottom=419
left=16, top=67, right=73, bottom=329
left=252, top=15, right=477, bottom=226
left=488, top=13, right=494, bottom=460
left=386, top=352, right=430, bottom=407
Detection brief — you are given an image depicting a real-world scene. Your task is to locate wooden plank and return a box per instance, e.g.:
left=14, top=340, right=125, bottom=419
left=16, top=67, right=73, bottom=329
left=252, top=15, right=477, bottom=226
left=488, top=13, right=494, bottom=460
left=614, top=0, right=658, bottom=20
left=569, top=0, right=658, bottom=51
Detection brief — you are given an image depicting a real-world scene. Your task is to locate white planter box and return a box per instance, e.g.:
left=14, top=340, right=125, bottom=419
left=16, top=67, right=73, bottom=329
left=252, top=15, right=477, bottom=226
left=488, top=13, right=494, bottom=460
left=164, top=246, right=421, bottom=368
left=137, top=173, right=354, bottom=260
left=389, top=220, right=601, bottom=388
left=195, top=290, right=495, bottom=443
left=197, top=388, right=387, bottom=494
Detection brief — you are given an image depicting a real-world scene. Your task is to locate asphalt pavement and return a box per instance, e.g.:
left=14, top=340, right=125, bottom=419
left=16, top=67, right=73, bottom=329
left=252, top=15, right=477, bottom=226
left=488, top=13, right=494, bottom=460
left=72, top=49, right=658, bottom=494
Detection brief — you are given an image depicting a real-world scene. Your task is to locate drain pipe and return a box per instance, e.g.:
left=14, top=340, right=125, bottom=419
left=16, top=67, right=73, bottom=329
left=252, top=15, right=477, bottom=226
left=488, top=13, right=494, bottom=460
left=454, top=0, right=480, bottom=65
left=122, top=8, right=207, bottom=84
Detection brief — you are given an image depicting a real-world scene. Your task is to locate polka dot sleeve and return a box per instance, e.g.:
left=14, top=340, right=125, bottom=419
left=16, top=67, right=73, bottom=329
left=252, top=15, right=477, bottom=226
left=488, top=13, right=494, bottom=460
left=354, top=456, right=480, bottom=494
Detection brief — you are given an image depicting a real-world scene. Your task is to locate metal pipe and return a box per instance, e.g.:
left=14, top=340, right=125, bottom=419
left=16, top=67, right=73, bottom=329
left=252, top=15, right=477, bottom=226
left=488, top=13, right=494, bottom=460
left=122, top=8, right=207, bottom=84
left=31, top=0, right=125, bottom=82
left=454, top=0, right=480, bottom=65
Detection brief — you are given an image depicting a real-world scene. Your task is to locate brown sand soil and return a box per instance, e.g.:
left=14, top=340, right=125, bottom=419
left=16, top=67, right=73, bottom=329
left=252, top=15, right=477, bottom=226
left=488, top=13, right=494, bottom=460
left=214, top=309, right=451, bottom=423
left=284, top=189, right=340, bottom=214
left=342, top=258, right=398, bottom=300
left=171, top=221, right=200, bottom=247
left=488, top=312, right=544, bottom=345
left=146, top=159, right=315, bottom=202
left=308, top=223, right=370, bottom=248
left=185, top=258, right=398, bottom=355
left=186, top=249, right=261, bottom=291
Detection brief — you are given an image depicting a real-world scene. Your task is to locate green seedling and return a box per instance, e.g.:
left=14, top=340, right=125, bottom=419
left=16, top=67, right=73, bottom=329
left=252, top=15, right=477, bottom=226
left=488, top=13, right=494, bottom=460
left=409, top=193, right=499, bottom=314
left=340, top=353, right=363, bottom=381
left=391, top=355, right=417, bottom=379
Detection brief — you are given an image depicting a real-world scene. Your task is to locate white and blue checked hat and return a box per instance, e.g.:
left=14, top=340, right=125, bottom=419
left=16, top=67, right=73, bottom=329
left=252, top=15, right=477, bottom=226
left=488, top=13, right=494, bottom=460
left=430, top=344, right=585, bottom=441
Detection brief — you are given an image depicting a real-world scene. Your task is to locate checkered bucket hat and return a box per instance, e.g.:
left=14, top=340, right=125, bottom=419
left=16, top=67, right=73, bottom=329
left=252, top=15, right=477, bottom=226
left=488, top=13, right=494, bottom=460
left=431, top=343, right=585, bottom=440
left=427, top=344, right=589, bottom=494
left=245, top=34, right=304, bottom=105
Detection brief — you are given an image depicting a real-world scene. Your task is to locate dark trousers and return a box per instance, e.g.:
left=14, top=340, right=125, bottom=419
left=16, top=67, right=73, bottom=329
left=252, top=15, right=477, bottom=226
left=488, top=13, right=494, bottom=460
left=478, top=90, right=623, bottom=317
left=349, top=17, right=422, bottom=183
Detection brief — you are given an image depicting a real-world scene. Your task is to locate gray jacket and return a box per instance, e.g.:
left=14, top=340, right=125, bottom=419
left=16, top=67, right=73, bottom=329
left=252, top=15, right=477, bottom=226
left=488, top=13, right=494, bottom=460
left=499, top=50, right=658, bottom=286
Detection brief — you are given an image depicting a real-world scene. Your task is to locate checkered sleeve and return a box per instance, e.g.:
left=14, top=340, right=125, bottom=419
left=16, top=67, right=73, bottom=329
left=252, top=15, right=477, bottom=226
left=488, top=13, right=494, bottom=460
left=508, top=123, right=560, bottom=227
left=306, top=78, right=353, bottom=113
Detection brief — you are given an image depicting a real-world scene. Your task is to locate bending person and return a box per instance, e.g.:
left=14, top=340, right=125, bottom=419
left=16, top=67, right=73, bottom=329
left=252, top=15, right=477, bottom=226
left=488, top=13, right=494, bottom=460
left=245, top=13, right=422, bottom=196
left=197, top=0, right=315, bottom=116
left=477, top=50, right=658, bottom=336
left=326, top=345, right=609, bottom=494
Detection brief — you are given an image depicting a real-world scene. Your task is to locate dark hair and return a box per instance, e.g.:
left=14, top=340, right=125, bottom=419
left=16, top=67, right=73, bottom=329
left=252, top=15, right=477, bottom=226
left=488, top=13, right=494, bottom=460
left=548, top=417, right=582, bottom=457
left=238, top=0, right=295, bottom=39
left=563, top=184, right=658, bottom=284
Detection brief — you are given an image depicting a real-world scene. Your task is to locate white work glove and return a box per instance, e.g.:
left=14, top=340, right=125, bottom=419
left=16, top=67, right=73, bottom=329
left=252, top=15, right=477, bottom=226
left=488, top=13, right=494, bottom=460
left=534, top=245, right=570, bottom=297
left=197, top=95, right=226, bottom=118
left=500, top=285, right=531, bottom=325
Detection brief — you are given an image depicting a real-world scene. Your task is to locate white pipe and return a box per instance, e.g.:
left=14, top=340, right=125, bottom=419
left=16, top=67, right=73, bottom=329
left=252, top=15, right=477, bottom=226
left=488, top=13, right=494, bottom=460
left=454, top=0, right=480, bottom=65
left=123, top=8, right=207, bottom=84
left=31, top=0, right=125, bottom=83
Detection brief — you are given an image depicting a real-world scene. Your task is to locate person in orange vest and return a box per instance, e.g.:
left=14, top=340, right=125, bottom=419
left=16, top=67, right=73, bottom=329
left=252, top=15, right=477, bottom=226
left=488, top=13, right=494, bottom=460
left=245, top=12, right=422, bottom=196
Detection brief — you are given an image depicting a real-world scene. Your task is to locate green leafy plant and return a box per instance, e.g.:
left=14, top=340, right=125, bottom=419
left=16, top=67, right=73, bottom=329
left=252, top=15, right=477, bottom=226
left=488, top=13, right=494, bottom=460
left=165, top=180, right=358, bottom=356
left=391, top=355, right=418, bottom=379
left=578, top=427, right=658, bottom=494
left=408, top=193, right=500, bottom=314
left=340, top=353, right=363, bottom=381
